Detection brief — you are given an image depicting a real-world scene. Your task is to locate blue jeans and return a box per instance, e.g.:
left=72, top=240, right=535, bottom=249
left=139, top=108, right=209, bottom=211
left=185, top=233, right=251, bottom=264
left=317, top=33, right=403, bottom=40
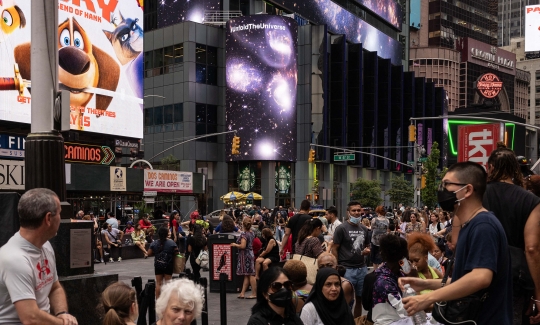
left=344, top=266, right=368, bottom=297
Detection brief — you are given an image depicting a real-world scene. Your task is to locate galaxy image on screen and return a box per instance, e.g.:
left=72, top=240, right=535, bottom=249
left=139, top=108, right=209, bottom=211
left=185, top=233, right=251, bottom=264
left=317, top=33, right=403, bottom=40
left=354, top=0, right=402, bottom=30
left=157, top=0, right=221, bottom=27
left=226, top=16, right=298, bottom=161
left=272, top=0, right=402, bottom=65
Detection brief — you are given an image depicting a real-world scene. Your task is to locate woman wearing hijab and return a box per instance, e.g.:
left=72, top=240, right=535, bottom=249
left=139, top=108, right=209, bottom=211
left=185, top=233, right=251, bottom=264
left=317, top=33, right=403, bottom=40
left=300, top=268, right=355, bottom=325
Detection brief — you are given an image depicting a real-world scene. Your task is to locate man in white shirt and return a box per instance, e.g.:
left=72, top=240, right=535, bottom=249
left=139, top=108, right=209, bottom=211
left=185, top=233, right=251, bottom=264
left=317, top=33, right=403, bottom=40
left=325, top=206, right=342, bottom=238
left=0, top=188, right=78, bottom=325
left=105, top=211, right=119, bottom=229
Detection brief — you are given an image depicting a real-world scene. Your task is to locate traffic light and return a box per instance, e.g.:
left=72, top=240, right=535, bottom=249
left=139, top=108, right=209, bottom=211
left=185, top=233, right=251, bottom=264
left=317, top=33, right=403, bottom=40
left=421, top=175, right=426, bottom=189
left=408, top=124, right=416, bottom=142
left=231, top=136, right=241, bottom=155
left=308, top=149, right=316, bottom=163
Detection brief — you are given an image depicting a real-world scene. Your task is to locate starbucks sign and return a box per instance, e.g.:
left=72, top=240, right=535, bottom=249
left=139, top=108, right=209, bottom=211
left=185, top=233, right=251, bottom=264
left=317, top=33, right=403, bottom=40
left=238, top=166, right=255, bottom=191
left=275, top=165, right=291, bottom=193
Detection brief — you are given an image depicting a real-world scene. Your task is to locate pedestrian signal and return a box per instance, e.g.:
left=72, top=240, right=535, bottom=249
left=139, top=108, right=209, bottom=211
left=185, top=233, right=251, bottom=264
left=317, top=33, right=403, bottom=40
left=408, top=125, right=416, bottom=142
left=308, top=149, right=316, bottom=163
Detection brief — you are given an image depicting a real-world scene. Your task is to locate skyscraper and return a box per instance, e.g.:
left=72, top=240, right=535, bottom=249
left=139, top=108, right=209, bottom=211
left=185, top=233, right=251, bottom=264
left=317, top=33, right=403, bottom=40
left=498, top=0, right=540, bottom=46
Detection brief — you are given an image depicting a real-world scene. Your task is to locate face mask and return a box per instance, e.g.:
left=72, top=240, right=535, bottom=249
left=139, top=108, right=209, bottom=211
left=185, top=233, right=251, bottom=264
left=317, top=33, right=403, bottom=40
left=268, top=288, right=292, bottom=307
left=349, top=215, right=361, bottom=225
left=437, top=185, right=467, bottom=212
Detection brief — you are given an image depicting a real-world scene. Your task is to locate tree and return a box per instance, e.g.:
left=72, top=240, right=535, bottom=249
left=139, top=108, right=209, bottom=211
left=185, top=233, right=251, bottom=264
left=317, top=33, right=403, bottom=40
left=386, top=175, right=414, bottom=206
left=160, top=154, right=179, bottom=170
left=421, top=141, right=445, bottom=208
left=351, top=178, right=383, bottom=208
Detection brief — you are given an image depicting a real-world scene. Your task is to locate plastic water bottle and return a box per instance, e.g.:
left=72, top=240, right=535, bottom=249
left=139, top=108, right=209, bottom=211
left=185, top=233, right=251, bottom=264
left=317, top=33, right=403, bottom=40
left=403, top=284, right=427, bottom=325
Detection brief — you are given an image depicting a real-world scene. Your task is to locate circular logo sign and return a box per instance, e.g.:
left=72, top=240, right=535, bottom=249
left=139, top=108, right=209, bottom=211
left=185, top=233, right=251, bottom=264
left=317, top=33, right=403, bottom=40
left=477, top=73, right=503, bottom=99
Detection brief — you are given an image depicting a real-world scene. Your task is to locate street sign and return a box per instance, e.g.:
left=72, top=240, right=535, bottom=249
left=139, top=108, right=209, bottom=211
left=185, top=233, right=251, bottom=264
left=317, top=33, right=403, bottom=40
left=407, top=160, right=414, bottom=165
left=143, top=197, right=155, bottom=203
left=334, top=154, right=355, bottom=161
left=143, top=191, right=157, bottom=197
left=419, top=157, right=428, bottom=163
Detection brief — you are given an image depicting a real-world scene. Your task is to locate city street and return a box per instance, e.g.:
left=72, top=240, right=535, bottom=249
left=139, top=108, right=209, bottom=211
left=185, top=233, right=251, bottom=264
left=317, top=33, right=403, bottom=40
left=94, top=257, right=255, bottom=324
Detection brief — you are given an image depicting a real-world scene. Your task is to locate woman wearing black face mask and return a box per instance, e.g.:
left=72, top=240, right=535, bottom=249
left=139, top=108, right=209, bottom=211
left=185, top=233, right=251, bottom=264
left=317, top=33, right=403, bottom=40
left=247, top=267, right=303, bottom=325
left=300, top=268, right=355, bottom=325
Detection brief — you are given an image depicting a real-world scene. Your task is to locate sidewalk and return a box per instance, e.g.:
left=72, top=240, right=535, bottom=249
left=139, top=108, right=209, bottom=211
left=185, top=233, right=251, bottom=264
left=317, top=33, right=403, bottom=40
left=94, top=257, right=255, bottom=324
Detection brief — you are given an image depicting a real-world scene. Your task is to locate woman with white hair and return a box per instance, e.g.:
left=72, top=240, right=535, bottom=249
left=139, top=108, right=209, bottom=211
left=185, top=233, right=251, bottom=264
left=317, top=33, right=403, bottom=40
left=153, top=278, right=205, bottom=325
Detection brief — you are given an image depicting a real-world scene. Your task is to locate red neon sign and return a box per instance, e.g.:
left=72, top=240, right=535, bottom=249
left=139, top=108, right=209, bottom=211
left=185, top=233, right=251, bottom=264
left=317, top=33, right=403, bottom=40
left=64, top=143, right=115, bottom=165
left=477, top=73, right=503, bottom=99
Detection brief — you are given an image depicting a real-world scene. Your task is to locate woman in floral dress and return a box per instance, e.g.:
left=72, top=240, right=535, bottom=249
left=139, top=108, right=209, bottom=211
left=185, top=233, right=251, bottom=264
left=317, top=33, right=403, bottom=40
left=231, top=218, right=257, bottom=299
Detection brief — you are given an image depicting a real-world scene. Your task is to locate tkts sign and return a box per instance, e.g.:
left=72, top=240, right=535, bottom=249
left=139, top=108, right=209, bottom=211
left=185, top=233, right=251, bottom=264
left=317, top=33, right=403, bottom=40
left=458, top=123, right=500, bottom=169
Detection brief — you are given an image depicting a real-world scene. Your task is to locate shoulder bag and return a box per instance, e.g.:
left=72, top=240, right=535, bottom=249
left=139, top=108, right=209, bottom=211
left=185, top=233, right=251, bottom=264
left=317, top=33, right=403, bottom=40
left=432, top=259, right=489, bottom=325
left=292, top=240, right=318, bottom=284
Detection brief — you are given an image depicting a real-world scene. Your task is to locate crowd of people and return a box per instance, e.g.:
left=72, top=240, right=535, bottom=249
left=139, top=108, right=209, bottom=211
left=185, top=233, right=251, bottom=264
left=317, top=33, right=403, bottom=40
left=2, top=143, right=540, bottom=325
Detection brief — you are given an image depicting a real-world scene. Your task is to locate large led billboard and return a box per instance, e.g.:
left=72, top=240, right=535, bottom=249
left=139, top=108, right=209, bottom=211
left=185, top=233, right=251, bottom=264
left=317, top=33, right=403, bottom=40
left=525, top=5, right=540, bottom=52
left=272, top=0, right=402, bottom=65
left=226, top=15, right=297, bottom=161
left=354, top=0, right=402, bottom=30
left=158, top=0, right=221, bottom=27
left=0, top=1, right=143, bottom=139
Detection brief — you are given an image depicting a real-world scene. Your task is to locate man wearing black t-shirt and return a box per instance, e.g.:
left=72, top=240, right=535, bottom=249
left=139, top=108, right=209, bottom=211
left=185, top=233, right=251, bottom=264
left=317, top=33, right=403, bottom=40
left=483, top=147, right=540, bottom=325
left=279, top=200, right=311, bottom=256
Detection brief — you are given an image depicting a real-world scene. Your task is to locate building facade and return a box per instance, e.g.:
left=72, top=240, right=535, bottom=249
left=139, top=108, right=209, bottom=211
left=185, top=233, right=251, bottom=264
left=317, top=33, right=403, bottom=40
left=498, top=0, right=540, bottom=47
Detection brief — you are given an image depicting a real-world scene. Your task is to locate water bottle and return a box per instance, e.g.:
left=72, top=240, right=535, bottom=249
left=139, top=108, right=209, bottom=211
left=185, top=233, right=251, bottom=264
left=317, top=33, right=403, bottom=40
left=403, top=284, right=427, bottom=325
left=286, top=252, right=291, bottom=260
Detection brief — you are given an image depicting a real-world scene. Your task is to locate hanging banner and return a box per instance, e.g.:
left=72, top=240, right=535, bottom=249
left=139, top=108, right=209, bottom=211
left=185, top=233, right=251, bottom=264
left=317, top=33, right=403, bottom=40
left=458, top=123, right=500, bottom=170
left=110, top=166, right=126, bottom=191
left=144, top=170, right=193, bottom=193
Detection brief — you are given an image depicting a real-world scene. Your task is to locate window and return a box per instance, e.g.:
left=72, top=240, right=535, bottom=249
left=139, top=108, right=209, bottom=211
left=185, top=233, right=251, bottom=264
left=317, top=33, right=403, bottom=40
left=143, top=103, right=185, bottom=134
left=195, top=103, right=218, bottom=142
left=195, top=44, right=218, bottom=85
left=144, top=43, right=183, bottom=78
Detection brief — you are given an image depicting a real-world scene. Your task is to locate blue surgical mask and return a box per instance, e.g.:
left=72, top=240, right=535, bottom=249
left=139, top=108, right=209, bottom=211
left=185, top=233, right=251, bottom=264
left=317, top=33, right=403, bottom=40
left=349, top=215, right=361, bottom=225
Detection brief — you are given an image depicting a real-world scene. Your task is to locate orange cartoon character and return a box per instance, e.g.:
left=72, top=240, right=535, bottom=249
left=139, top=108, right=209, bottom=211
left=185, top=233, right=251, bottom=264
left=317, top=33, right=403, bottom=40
left=0, top=0, right=26, bottom=43
left=13, top=17, right=120, bottom=130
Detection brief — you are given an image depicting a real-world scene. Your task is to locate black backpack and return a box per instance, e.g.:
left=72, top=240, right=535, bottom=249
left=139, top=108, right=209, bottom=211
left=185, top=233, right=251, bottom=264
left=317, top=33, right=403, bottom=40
left=154, top=241, right=171, bottom=271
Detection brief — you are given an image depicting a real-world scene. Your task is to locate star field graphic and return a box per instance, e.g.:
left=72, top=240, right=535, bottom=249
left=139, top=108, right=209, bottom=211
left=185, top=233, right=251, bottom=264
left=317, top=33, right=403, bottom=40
left=157, top=0, right=221, bottom=27
left=354, top=0, right=403, bottom=30
left=226, top=16, right=298, bottom=162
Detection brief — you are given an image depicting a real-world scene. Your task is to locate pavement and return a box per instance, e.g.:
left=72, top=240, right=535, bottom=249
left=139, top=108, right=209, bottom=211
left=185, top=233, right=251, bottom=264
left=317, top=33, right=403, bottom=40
left=94, top=257, right=256, bottom=325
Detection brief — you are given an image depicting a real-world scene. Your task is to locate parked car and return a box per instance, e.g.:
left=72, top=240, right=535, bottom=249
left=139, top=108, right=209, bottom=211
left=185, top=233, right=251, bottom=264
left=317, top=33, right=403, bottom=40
left=308, top=209, right=327, bottom=218
left=204, top=210, right=224, bottom=228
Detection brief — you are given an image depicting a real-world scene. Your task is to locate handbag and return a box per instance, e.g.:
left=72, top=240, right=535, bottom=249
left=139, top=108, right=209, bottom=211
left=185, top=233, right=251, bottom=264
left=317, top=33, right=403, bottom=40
left=431, top=259, right=489, bottom=325
left=173, top=254, right=186, bottom=274
left=195, top=249, right=209, bottom=269
left=292, top=241, right=318, bottom=284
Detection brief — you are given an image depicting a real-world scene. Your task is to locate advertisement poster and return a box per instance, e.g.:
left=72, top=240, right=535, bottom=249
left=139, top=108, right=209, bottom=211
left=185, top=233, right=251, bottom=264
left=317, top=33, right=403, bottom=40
left=0, top=1, right=144, bottom=138
left=0, top=159, right=25, bottom=190
left=525, top=5, right=540, bottom=52
left=70, top=229, right=91, bottom=268
left=144, top=170, right=193, bottom=193
left=226, top=15, right=298, bottom=161
left=212, top=244, right=232, bottom=281
left=110, top=166, right=126, bottom=191
left=458, top=123, right=500, bottom=170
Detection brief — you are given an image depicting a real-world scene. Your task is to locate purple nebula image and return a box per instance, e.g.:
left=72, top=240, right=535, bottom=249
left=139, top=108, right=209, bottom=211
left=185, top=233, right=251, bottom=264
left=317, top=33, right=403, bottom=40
left=226, top=15, right=298, bottom=161
left=226, top=59, right=264, bottom=93
left=157, top=0, right=221, bottom=28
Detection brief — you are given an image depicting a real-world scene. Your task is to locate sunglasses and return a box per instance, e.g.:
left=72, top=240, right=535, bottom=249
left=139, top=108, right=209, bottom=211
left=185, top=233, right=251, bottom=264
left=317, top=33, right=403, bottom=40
left=438, top=181, right=468, bottom=191
left=270, top=281, right=293, bottom=291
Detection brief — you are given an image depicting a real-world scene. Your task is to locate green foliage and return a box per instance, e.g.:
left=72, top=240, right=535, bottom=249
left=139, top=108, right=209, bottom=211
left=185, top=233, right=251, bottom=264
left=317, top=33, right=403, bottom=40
left=421, top=142, right=444, bottom=208
left=386, top=175, right=414, bottom=206
left=134, top=201, right=153, bottom=220
left=351, top=178, right=383, bottom=208
left=159, top=154, right=179, bottom=170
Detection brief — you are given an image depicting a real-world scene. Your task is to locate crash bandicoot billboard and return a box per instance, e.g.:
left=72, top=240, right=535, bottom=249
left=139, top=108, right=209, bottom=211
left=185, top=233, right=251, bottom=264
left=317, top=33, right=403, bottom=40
left=0, top=0, right=143, bottom=139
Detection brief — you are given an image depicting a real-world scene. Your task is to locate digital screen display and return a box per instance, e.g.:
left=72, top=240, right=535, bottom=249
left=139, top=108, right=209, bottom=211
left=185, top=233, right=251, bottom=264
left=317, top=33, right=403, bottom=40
left=225, top=15, right=298, bottom=161
left=410, top=0, right=421, bottom=28
left=157, top=0, right=221, bottom=27
left=0, top=1, right=144, bottom=138
left=354, top=0, right=402, bottom=30
left=271, top=0, right=403, bottom=65
left=525, top=5, right=540, bottom=52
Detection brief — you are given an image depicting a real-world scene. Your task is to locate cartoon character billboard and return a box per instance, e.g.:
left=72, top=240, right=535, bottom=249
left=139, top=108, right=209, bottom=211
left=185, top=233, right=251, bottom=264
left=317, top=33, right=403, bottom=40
left=0, top=0, right=143, bottom=139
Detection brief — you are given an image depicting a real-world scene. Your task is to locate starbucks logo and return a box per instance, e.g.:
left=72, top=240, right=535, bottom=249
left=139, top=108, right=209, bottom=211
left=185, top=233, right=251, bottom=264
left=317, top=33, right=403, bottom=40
left=275, top=165, right=291, bottom=192
left=238, top=166, right=255, bottom=192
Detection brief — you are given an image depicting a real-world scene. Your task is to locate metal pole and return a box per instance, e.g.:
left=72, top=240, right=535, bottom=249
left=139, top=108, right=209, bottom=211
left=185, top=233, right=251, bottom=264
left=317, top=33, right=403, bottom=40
left=200, top=278, right=209, bottom=325
left=219, top=273, right=227, bottom=325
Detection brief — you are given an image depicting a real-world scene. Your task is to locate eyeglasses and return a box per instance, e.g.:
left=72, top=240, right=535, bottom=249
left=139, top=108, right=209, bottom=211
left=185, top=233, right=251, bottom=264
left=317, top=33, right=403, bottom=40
left=270, top=281, right=293, bottom=291
left=438, top=181, right=468, bottom=191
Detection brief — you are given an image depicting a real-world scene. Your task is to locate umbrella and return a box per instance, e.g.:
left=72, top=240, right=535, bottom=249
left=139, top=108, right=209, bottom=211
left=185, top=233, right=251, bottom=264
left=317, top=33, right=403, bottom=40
left=245, top=192, right=263, bottom=200
left=220, top=191, right=245, bottom=203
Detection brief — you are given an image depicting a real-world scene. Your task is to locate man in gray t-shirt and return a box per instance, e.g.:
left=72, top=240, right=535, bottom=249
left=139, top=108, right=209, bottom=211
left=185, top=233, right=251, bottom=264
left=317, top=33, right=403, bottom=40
left=331, top=201, right=370, bottom=318
left=0, top=188, right=77, bottom=324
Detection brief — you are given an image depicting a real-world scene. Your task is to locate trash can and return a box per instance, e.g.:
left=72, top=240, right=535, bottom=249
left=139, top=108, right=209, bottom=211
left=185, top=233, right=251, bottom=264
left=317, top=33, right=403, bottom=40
left=208, top=233, right=243, bottom=293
